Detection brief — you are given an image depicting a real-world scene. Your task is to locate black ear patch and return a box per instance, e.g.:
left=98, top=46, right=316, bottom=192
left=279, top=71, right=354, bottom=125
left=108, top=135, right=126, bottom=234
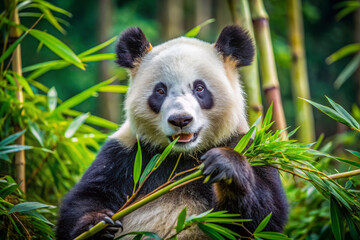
left=215, top=25, right=255, bottom=67
left=116, top=27, right=151, bottom=68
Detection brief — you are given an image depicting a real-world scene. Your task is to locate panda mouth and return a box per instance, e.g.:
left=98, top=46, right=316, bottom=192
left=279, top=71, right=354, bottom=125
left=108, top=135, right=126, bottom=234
left=169, top=131, right=200, bottom=144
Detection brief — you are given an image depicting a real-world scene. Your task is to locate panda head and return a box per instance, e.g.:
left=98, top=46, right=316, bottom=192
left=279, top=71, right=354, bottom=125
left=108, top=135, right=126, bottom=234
left=113, top=26, right=254, bottom=152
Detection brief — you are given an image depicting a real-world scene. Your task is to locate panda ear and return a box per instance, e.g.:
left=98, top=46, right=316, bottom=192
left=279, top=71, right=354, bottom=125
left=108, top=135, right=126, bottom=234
left=215, top=25, right=255, bottom=67
left=116, top=27, right=152, bottom=68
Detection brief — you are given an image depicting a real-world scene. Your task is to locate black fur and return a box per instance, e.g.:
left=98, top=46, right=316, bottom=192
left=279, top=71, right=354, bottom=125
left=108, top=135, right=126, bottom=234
left=148, top=82, right=167, bottom=113
left=215, top=25, right=255, bottom=67
left=193, top=80, right=214, bottom=109
left=57, top=134, right=288, bottom=239
left=115, top=27, right=150, bottom=68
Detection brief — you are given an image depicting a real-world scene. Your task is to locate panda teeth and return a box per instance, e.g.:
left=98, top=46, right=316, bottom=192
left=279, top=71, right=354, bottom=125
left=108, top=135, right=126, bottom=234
left=172, top=133, right=194, bottom=143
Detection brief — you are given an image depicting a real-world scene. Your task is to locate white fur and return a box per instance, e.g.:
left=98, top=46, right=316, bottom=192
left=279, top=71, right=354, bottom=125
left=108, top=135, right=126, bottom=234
left=112, top=37, right=249, bottom=151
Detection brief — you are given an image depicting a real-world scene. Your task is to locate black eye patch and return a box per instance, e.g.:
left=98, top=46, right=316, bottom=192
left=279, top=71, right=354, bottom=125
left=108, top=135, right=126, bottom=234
left=193, top=80, right=213, bottom=109
left=148, top=82, right=167, bottom=113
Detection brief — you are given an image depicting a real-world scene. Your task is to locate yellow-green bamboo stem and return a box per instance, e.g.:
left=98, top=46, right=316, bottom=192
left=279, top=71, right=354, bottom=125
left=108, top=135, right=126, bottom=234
left=327, top=169, right=360, bottom=180
left=288, top=0, right=315, bottom=142
left=227, top=0, right=262, bottom=127
left=249, top=0, right=287, bottom=138
left=6, top=0, right=26, bottom=192
left=74, top=170, right=204, bottom=240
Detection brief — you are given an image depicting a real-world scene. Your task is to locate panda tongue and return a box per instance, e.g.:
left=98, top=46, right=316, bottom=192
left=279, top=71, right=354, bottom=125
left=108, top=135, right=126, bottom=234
left=173, top=133, right=194, bottom=143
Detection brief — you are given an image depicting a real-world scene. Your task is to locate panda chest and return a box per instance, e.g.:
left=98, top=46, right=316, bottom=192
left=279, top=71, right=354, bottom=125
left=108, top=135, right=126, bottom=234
left=120, top=182, right=212, bottom=239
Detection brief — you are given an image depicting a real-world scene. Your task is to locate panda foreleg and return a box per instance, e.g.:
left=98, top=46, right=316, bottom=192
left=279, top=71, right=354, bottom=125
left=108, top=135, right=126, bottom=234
left=200, top=147, right=286, bottom=234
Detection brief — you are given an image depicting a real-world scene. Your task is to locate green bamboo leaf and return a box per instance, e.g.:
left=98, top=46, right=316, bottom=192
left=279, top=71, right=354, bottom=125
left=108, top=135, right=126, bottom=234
left=0, top=183, right=19, bottom=198
left=301, top=98, right=350, bottom=127
left=254, top=212, right=272, bottom=234
left=29, top=29, right=84, bottom=70
left=81, top=53, right=116, bottom=62
left=0, top=130, right=26, bottom=147
left=254, top=232, right=291, bottom=240
left=8, top=202, right=49, bottom=214
left=133, top=139, right=142, bottom=190
left=47, top=86, right=58, bottom=111
left=37, top=4, right=66, bottom=34
left=23, top=210, right=53, bottom=225
left=347, top=149, right=360, bottom=159
left=12, top=72, right=34, bottom=98
left=343, top=209, right=360, bottom=240
left=116, top=232, right=162, bottom=240
left=262, top=104, right=273, bottom=128
left=18, top=12, right=70, bottom=26
left=0, top=145, right=33, bottom=155
left=28, top=121, right=44, bottom=147
left=0, top=32, right=27, bottom=63
left=28, top=61, right=70, bottom=79
left=139, top=154, right=160, bottom=185
left=198, top=223, right=225, bottom=240
left=23, top=60, right=66, bottom=73
left=65, top=113, right=90, bottom=138
left=330, top=196, right=345, bottom=240
left=333, top=53, right=360, bottom=89
left=184, top=19, right=215, bottom=38
left=63, top=109, right=118, bottom=129
left=175, top=207, right=187, bottom=233
left=203, top=223, right=239, bottom=240
left=52, top=77, right=116, bottom=115
left=33, top=0, right=72, bottom=17
left=326, top=96, right=359, bottom=129
left=154, top=137, right=179, bottom=169
left=78, top=36, right=117, bottom=58
left=98, top=85, right=128, bottom=93
left=287, top=127, right=300, bottom=139
left=234, top=126, right=255, bottom=153
left=336, top=6, right=359, bottom=21
left=185, top=209, right=213, bottom=223
left=326, top=44, right=360, bottom=64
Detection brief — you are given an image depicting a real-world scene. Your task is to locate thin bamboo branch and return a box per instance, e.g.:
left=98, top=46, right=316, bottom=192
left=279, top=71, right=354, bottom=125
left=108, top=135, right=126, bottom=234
left=74, top=170, right=204, bottom=240
left=227, top=0, right=263, bottom=127
left=249, top=0, right=287, bottom=138
left=328, top=169, right=360, bottom=180
left=6, top=0, right=26, bottom=192
left=288, top=0, right=315, bottom=142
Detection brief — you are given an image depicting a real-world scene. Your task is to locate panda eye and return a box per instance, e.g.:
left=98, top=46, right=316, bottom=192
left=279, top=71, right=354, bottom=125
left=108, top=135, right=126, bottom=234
left=157, top=88, right=165, bottom=95
left=195, top=85, right=204, bottom=93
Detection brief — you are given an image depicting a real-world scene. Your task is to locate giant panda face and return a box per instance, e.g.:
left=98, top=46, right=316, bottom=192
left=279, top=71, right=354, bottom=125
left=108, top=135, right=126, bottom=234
left=116, top=26, right=254, bottom=152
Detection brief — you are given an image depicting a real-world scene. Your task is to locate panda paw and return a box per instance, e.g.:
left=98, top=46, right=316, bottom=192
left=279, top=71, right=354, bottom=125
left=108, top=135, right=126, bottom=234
left=200, top=147, right=254, bottom=188
left=72, top=209, right=123, bottom=240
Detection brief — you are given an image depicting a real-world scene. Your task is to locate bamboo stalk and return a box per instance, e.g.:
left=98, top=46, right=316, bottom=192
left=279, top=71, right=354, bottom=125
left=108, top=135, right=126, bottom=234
left=74, top=170, right=204, bottom=240
left=249, top=0, right=287, bottom=137
left=6, top=0, right=26, bottom=192
left=227, top=0, right=263, bottom=127
left=327, top=169, right=360, bottom=180
left=288, top=0, right=315, bottom=142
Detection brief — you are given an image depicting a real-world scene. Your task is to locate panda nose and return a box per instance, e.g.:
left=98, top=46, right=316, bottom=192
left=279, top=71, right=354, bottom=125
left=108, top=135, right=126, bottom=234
left=168, top=115, right=193, bottom=128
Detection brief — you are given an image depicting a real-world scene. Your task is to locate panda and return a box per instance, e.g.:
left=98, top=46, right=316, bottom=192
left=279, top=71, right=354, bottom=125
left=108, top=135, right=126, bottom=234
left=57, top=25, right=288, bottom=239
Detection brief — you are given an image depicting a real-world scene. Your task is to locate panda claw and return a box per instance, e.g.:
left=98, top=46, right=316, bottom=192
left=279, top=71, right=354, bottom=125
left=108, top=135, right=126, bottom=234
left=114, top=220, right=123, bottom=230
left=104, top=216, right=114, bottom=225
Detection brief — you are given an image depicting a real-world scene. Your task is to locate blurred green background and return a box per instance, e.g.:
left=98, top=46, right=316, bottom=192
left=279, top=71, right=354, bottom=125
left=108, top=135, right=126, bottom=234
left=18, top=0, right=358, bottom=138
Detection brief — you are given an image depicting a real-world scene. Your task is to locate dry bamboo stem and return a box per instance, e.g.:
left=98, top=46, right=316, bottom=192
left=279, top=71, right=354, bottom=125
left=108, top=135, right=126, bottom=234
left=227, top=0, right=263, bottom=127
left=249, top=0, right=287, bottom=138
left=288, top=0, right=315, bottom=142
left=7, top=0, right=26, bottom=192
